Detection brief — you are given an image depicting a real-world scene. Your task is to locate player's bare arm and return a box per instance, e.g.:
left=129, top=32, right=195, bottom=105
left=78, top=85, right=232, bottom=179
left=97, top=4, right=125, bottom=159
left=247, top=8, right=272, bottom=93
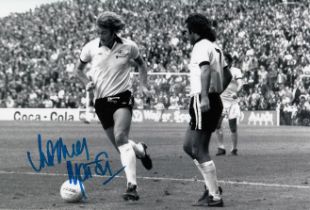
left=236, top=77, right=244, bottom=92
left=75, top=60, right=93, bottom=89
left=134, top=55, right=149, bottom=97
left=200, top=63, right=212, bottom=112
left=233, top=77, right=244, bottom=99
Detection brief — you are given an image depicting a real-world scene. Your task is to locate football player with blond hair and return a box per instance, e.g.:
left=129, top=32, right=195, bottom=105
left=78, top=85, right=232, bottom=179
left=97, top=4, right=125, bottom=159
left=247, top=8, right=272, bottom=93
left=75, top=11, right=152, bottom=201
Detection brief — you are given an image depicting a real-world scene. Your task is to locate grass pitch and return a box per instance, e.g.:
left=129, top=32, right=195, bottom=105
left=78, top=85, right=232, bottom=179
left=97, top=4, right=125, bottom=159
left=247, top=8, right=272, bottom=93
left=0, top=121, right=310, bottom=209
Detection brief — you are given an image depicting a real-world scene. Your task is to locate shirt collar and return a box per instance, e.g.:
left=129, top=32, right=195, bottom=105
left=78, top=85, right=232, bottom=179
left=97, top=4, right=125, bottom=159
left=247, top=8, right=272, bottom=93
left=99, top=35, right=123, bottom=48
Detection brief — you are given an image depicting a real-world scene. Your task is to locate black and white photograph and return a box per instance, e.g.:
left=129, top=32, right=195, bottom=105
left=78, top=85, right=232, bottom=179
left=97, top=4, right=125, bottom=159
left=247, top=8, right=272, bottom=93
left=0, top=0, right=310, bottom=209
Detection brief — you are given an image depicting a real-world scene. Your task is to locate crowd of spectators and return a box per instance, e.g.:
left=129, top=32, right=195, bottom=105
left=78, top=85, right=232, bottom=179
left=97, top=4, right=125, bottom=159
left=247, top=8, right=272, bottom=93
left=0, top=0, right=310, bottom=125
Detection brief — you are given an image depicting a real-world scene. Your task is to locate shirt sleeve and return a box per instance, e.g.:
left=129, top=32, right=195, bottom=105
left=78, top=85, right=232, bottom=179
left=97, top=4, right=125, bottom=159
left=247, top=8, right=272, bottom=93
left=193, top=41, right=211, bottom=67
left=79, top=42, right=91, bottom=63
left=130, top=42, right=140, bottom=60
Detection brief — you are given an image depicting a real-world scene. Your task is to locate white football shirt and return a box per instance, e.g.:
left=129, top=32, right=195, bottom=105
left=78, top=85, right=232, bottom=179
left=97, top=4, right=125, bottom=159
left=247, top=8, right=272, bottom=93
left=221, top=67, right=243, bottom=103
left=80, top=37, right=139, bottom=99
left=189, top=39, right=226, bottom=95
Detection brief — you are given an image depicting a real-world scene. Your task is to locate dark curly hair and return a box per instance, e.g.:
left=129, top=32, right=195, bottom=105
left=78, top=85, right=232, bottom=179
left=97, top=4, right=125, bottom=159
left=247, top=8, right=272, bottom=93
left=185, top=13, right=216, bottom=42
left=224, top=53, right=233, bottom=65
left=96, top=11, right=125, bottom=33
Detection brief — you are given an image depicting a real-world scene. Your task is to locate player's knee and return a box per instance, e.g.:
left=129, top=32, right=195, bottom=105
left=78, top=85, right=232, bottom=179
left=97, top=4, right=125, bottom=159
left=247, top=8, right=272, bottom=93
left=216, top=128, right=223, bottom=135
left=183, top=144, right=195, bottom=159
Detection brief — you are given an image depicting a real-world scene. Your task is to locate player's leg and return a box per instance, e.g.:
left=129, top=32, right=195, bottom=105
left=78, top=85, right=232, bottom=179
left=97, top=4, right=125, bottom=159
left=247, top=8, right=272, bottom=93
left=184, top=98, right=212, bottom=206
left=128, top=139, right=153, bottom=170
left=94, top=98, right=119, bottom=151
left=184, top=127, right=210, bottom=203
left=194, top=130, right=212, bottom=163
left=113, top=108, right=139, bottom=201
left=228, top=102, right=240, bottom=155
left=103, top=129, right=152, bottom=169
left=196, top=131, right=222, bottom=196
left=228, top=118, right=238, bottom=155
left=215, top=115, right=226, bottom=156
left=191, top=130, right=222, bottom=207
left=111, top=91, right=152, bottom=170
left=128, top=140, right=144, bottom=157
left=102, top=127, right=151, bottom=158
left=187, top=94, right=223, bottom=207
left=183, top=126, right=196, bottom=159
left=184, top=129, right=209, bottom=206
left=198, top=93, right=223, bottom=207
left=94, top=98, right=138, bottom=200
left=104, top=128, right=119, bottom=151
left=184, top=95, right=199, bottom=160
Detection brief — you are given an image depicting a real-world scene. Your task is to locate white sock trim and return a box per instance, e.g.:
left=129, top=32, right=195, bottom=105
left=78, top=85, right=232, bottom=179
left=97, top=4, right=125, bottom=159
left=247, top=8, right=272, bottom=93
left=200, top=160, right=216, bottom=172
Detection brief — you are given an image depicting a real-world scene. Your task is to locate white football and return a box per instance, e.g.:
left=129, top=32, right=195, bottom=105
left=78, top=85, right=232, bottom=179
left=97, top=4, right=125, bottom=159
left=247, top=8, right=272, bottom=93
left=60, top=180, right=84, bottom=203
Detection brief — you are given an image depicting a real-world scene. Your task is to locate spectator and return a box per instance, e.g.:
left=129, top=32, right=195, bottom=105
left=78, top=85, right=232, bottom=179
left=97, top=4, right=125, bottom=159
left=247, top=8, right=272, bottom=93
left=134, top=93, right=144, bottom=109
left=0, top=0, right=310, bottom=126
left=168, top=93, right=180, bottom=110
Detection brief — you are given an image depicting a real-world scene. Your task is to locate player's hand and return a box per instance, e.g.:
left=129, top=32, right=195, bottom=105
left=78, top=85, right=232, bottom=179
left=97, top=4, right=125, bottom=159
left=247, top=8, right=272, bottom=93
left=86, top=81, right=95, bottom=91
left=140, top=85, right=151, bottom=98
left=200, top=96, right=210, bottom=112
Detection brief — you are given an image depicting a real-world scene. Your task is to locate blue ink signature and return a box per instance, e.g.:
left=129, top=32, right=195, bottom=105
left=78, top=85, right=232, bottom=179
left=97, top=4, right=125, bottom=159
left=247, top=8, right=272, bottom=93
left=26, top=134, right=125, bottom=198
left=27, top=134, right=90, bottom=172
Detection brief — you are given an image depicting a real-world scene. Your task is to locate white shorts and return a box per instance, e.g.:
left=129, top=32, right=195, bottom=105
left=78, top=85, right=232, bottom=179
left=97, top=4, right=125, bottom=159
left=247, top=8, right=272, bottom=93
left=222, top=101, right=240, bottom=120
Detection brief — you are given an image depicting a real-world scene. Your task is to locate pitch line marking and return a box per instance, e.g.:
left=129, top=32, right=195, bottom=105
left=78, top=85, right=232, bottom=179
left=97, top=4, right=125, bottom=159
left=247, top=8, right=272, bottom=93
left=0, top=170, right=309, bottom=189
